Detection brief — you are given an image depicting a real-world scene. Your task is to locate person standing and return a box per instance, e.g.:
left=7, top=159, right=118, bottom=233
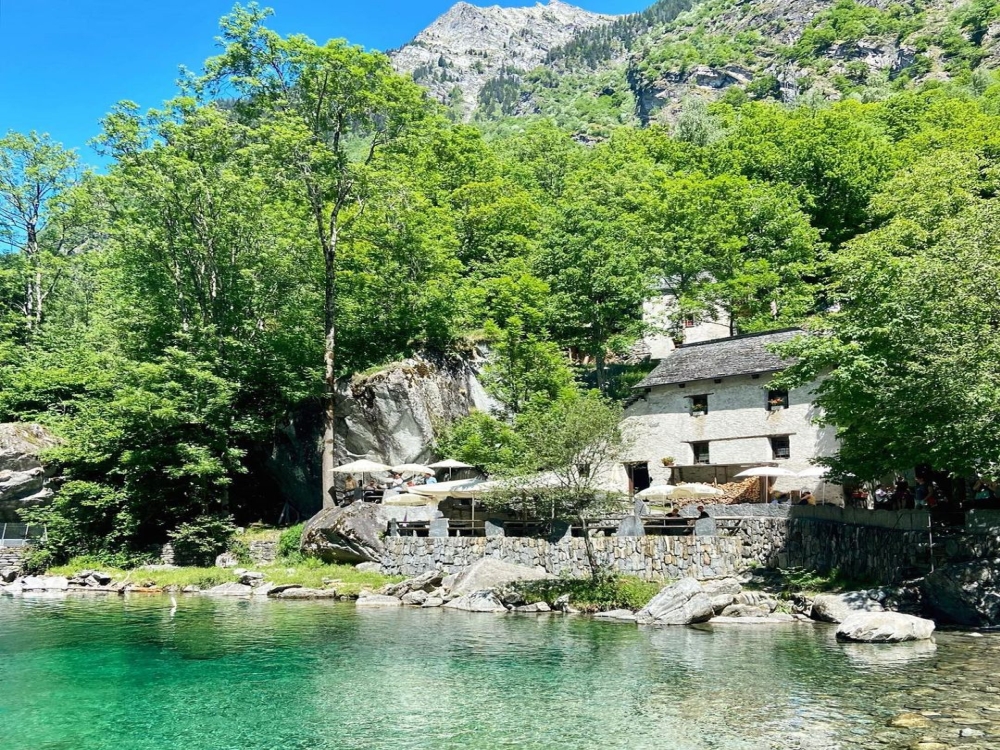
left=914, top=476, right=931, bottom=509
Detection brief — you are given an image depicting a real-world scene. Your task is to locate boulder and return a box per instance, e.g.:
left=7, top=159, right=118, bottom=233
left=731, top=591, right=778, bottom=609
left=20, top=575, right=69, bottom=591
left=0, top=566, right=19, bottom=583
left=923, top=560, right=1000, bottom=627
left=710, top=614, right=796, bottom=624
left=272, top=588, right=339, bottom=599
left=513, top=601, right=551, bottom=613
left=354, top=562, right=382, bottom=573
left=181, top=585, right=201, bottom=593
left=301, top=502, right=388, bottom=563
left=266, top=584, right=302, bottom=595
left=215, top=552, right=239, bottom=568
left=720, top=604, right=771, bottom=618
left=443, top=590, right=508, bottom=613
left=421, top=596, right=445, bottom=608
left=355, top=593, right=403, bottom=607
left=238, top=571, right=265, bottom=586
left=384, top=570, right=443, bottom=597
left=702, top=577, right=742, bottom=613
left=636, top=578, right=714, bottom=626
left=810, top=592, right=884, bottom=623
left=401, top=590, right=429, bottom=606
left=446, top=558, right=551, bottom=598
left=204, top=582, right=253, bottom=597
left=836, top=612, right=935, bottom=643
left=593, top=608, right=637, bottom=622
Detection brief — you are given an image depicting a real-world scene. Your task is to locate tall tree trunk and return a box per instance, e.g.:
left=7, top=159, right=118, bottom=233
left=578, top=513, right=600, bottom=579
left=322, top=242, right=337, bottom=509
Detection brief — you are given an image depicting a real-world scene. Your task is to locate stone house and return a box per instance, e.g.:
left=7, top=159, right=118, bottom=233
left=610, top=329, right=839, bottom=499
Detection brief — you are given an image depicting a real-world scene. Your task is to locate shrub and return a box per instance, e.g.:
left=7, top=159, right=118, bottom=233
left=509, top=575, right=662, bottom=612
left=278, top=522, right=306, bottom=560
left=168, top=515, right=235, bottom=567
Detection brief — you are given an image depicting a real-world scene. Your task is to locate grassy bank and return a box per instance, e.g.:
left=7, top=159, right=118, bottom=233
left=47, top=556, right=400, bottom=596
left=509, top=575, right=664, bottom=613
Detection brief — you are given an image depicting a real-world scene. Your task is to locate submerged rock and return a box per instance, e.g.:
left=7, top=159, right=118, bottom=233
left=636, top=578, right=714, bottom=626
left=810, top=591, right=884, bottom=623
left=836, top=612, right=935, bottom=643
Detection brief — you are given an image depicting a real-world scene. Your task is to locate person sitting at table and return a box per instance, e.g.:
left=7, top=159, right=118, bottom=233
left=696, top=505, right=710, bottom=519
left=425, top=474, right=438, bottom=485
left=666, top=507, right=680, bottom=518
left=389, top=473, right=403, bottom=488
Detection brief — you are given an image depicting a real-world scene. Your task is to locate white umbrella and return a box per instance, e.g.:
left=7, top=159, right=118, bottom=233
left=428, top=458, right=474, bottom=480
left=672, top=483, right=725, bottom=499
left=735, top=466, right=795, bottom=503
left=734, top=466, right=796, bottom=478
left=390, top=463, right=435, bottom=476
left=427, top=459, right=473, bottom=469
left=412, top=478, right=485, bottom=498
left=382, top=493, right=440, bottom=507
left=637, top=484, right=679, bottom=501
left=332, top=459, right=391, bottom=474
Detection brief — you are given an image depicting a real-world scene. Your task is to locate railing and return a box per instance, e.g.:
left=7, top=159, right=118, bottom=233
left=0, top=523, right=46, bottom=548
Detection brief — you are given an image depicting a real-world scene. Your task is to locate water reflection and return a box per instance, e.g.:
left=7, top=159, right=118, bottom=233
left=1, top=596, right=999, bottom=750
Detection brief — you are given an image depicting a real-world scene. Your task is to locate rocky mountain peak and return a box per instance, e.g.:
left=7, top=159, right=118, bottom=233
left=389, top=0, right=617, bottom=118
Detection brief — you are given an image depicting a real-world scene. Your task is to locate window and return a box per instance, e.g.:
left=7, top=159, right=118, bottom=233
left=683, top=314, right=696, bottom=328
left=692, top=442, right=710, bottom=464
left=771, top=436, right=791, bottom=459
left=690, top=394, right=708, bottom=415
left=767, top=389, right=789, bottom=410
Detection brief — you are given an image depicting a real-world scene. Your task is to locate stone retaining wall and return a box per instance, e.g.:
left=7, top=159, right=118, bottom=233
left=248, top=540, right=278, bottom=565
left=381, top=535, right=745, bottom=580
left=0, top=547, right=26, bottom=570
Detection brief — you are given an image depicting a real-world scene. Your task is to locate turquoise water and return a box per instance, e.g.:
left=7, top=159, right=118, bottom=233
left=1, top=595, right=997, bottom=750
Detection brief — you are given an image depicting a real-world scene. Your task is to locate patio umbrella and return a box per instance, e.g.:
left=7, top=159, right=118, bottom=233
left=637, top=484, right=680, bottom=502
left=390, top=463, right=435, bottom=476
left=735, top=466, right=796, bottom=502
left=332, top=459, right=392, bottom=474
left=672, top=483, right=726, bottom=500
left=427, top=458, right=474, bottom=480
left=382, top=493, right=440, bottom=507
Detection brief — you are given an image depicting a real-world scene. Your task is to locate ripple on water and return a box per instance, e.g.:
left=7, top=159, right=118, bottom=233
left=2, top=597, right=1000, bottom=750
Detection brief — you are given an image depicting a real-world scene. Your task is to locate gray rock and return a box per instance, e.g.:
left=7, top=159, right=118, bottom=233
left=710, top=614, right=796, bottom=624
left=355, top=593, right=403, bottom=607
left=593, top=608, right=637, bottom=622
left=238, top=571, right=265, bottom=586
left=702, top=577, right=742, bottom=597
left=401, top=590, right=429, bottom=606
left=720, top=604, right=771, bottom=618
left=810, top=592, right=884, bottom=623
left=709, top=594, right=737, bottom=614
left=0, top=566, right=19, bottom=583
left=443, top=590, right=508, bottom=613
left=266, top=583, right=303, bottom=595
left=20, top=575, right=69, bottom=591
left=215, top=552, right=239, bottom=568
left=513, top=601, right=551, bottom=613
left=301, top=501, right=388, bottom=563
left=421, top=596, right=445, bottom=608
left=272, top=588, right=339, bottom=599
left=636, top=578, right=714, bottom=626
left=446, top=558, right=551, bottom=598
left=836, top=612, right=936, bottom=643
left=181, top=585, right=201, bottom=593
left=204, top=582, right=253, bottom=597
left=923, top=560, right=1000, bottom=627
left=354, top=562, right=382, bottom=573
left=0, top=422, right=60, bottom=522
left=384, top=570, right=443, bottom=597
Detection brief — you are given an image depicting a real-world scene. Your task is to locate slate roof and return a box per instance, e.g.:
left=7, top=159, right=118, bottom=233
left=634, top=329, right=804, bottom=389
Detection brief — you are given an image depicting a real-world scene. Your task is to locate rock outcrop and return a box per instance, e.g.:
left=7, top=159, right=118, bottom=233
left=447, top=558, right=551, bottom=598
left=836, top=612, right=936, bottom=643
left=301, top=502, right=388, bottom=564
left=0, top=423, right=60, bottom=522
left=389, top=0, right=615, bottom=119
left=923, top=560, right=1000, bottom=627
left=635, top=578, right=714, bottom=625
left=443, top=589, right=508, bottom=613
left=810, top=591, right=885, bottom=623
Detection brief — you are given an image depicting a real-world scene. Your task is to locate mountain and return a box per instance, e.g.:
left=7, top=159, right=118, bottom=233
left=388, top=0, right=616, bottom=120
left=392, top=0, right=1000, bottom=133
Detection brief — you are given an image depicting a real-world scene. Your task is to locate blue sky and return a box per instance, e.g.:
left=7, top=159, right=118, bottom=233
left=0, top=1, right=648, bottom=164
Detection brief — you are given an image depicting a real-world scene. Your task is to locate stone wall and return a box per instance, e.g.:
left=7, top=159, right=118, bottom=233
left=248, top=540, right=278, bottom=565
left=0, top=547, right=26, bottom=570
left=381, top=535, right=744, bottom=580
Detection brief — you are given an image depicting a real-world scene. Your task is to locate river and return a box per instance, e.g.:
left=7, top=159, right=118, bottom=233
left=1, top=595, right=998, bottom=750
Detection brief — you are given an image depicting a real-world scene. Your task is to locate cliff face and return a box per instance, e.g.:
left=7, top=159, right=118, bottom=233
left=389, top=0, right=616, bottom=119
left=0, top=423, right=60, bottom=523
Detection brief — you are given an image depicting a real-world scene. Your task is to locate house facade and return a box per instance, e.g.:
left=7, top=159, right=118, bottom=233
left=612, top=329, right=840, bottom=499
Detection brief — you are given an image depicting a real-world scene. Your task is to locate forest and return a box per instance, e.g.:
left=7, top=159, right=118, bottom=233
left=3, top=4, right=1000, bottom=565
